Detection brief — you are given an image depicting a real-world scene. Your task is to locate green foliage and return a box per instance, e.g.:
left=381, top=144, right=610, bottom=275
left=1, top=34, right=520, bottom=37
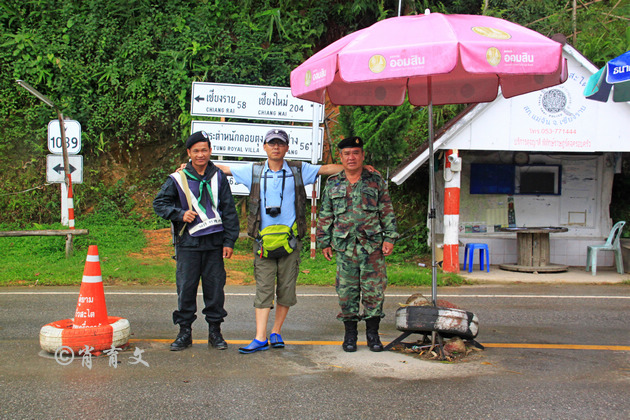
left=387, top=263, right=468, bottom=286
left=337, top=102, right=413, bottom=169
left=483, top=0, right=629, bottom=65
left=389, top=167, right=431, bottom=259
left=1, top=0, right=628, bottom=266
left=0, top=0, right=334, bottom=158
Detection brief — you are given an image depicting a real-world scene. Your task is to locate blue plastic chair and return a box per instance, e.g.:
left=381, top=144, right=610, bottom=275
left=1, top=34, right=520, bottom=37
left=586, top=221, right=625, bottom=276
left=463, top=243, right=490, bottom=273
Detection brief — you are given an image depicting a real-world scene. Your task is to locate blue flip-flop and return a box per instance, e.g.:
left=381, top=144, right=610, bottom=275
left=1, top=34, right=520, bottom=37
left=270, top=333, right=285, bottom=348
left=239, top=338, right=269, bottom=354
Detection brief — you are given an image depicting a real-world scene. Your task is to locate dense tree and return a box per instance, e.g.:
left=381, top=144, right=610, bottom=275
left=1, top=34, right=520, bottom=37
left=0, top=0, right=627, bottom=231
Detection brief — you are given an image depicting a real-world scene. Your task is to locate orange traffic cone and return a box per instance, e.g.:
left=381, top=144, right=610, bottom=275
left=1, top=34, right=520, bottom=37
left=72, top=245, right=109, bottom=329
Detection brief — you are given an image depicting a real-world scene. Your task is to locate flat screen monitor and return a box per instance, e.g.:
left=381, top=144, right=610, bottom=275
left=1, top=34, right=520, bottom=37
left=515, top=165, right=561, bottom=195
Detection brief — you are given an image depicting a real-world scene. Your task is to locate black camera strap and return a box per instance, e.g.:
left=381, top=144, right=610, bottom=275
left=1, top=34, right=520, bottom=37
left=263, top=168, right=286, bottom=212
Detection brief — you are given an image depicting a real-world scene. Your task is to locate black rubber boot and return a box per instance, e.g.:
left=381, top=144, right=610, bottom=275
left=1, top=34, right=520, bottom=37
left=208, top=322, right=228, bottom=350
left=170, top=326, right=192, bottom=351
left=365, top=317, right=383, bottom=352
left=342, top=321, right=358, bottom=352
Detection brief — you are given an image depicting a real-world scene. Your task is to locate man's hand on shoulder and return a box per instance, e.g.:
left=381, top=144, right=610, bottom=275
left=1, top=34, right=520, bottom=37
left=364, top=165, right=380, bottom=175
left=215, top=163, right=232, bottom=175
left=318, top=164, right=380, bottom=176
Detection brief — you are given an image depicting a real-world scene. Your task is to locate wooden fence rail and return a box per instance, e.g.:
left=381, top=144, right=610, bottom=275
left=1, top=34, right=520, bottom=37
left=0, top=229, right=89, bottom=258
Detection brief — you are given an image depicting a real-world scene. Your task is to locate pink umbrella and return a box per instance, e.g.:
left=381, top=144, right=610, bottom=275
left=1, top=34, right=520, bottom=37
left=291, top=12, right=567, bottom=107
left=291, top=11, right=568, bottom=304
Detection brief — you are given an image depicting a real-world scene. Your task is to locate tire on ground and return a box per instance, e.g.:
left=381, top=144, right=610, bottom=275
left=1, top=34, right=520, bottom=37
left=395, top=306, right=479, bottom=339
left=40, top=316, right=131, bottom=354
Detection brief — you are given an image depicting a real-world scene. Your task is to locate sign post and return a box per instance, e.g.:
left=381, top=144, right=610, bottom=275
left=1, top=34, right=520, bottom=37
left=16, top=80, right=81, bottom=256
left=310, top=103, right=323, bottom=257
left=47, top=120, right=82, bottom=227
left=190, top=82, right=325, bottom=257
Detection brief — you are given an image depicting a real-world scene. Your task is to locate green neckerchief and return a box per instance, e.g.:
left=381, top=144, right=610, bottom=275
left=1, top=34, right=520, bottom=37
left=182, top=168, right=215, bottom=214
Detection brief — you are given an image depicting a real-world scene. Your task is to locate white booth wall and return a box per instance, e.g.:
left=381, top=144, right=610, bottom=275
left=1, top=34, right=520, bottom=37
left=433, top=151, right=617, bottom=267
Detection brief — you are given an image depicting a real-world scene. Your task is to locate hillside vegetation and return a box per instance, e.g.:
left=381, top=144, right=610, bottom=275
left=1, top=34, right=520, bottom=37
left=1, top=0, right=628, bottom=256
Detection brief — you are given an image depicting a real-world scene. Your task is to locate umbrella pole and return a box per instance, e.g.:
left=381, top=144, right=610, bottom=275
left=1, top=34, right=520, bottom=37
left=427, top=100, right=437, bottom=306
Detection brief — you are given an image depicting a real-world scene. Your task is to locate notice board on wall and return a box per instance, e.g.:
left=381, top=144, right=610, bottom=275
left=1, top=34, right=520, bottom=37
left=470, top=164, right=515, bottom=194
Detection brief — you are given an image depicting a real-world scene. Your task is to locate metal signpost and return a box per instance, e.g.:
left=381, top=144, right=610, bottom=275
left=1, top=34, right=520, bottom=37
left=16, top=80, right=83, bottom=256
left=46, top=120, right=83, bottom=226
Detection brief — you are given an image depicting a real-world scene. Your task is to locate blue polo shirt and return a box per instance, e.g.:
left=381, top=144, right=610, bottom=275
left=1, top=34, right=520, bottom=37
left=231, top=161, right=320, bottom=230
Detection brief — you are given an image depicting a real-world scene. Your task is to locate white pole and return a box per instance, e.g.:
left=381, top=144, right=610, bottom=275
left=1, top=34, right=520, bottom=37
left=60, top=182, right=69, bottom=226
left=442, top=150, right=461, bottom=273
left=310, top=103, right=322, bottom=258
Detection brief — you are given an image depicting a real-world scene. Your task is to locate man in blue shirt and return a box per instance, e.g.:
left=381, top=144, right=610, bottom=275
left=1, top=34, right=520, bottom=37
left=218, top=129, right=344, bottom=353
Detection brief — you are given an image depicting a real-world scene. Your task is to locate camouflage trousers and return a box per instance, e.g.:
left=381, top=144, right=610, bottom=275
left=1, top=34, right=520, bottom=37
left=335, top=242, right=387, bottom=322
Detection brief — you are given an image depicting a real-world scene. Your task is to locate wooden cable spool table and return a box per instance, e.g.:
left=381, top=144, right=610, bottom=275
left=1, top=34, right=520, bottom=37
left=498, top=227, right=568, bottom=273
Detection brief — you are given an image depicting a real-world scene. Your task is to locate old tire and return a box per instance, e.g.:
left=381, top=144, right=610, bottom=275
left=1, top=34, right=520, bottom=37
left=40, top=316, right=131, bottom=354
left=395, top=306, right=479, bottom=339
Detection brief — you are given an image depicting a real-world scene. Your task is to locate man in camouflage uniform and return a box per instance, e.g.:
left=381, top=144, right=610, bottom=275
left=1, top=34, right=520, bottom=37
left=317, top=136, right=399, bottom=352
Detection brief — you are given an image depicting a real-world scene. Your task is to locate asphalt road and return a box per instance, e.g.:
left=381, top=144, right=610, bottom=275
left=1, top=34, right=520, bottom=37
left=1, top=283, right=629, bottom=419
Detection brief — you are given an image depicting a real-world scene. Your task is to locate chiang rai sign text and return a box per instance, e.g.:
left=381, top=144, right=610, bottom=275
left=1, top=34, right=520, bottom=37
left=190, top=82, right=323, bottom=122
left=191, top=121, right=323, bottom=161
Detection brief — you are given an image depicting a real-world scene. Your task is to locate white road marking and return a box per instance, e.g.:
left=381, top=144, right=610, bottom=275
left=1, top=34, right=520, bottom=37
left=1, top=292, right=629, bottom=299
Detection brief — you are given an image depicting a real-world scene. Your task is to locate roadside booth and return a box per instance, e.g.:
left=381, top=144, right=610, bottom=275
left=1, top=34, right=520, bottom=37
left=392, top=41, right=630, bottom=269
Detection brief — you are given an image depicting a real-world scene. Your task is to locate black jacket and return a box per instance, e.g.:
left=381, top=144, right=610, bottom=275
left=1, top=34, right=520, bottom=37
left=153, top=162, right=239, bottom=250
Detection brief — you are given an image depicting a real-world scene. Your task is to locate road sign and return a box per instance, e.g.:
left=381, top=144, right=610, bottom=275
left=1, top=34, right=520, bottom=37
left=191, top=121, right=323, bottom=161
left=217, top=160, right=320, bottom=198
left=190, top=82, right=323, bottom=122
left=47, top=120, right=81, bottom=154
left=46, top=155, right=83, bottom=184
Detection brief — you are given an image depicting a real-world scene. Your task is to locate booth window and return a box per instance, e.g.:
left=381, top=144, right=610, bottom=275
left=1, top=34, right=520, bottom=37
left=470, top=164, right=515, bottom=194
left=470, top=164, right=561, bottom=195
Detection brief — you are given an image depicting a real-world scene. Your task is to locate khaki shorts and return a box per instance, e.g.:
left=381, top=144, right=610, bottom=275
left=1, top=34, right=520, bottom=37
left=253, top=241, right=301, bottom=308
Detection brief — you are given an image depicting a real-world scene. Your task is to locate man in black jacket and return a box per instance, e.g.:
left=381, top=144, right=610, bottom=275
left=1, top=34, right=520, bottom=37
left=153, top=131, right=239, bottom=351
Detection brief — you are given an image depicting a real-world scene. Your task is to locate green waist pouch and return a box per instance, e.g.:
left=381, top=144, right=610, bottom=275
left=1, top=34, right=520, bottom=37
left=257, top=223, right=298, bottom=259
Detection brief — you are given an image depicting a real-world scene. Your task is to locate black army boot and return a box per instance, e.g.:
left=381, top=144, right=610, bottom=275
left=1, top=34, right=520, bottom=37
left=208, top=322, right=228, bottom=350
left=170, top=326, right=192, bottom=351
left=342, top=321, right=358, bottom=352
left=365, top=317, right=383, bottom=352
